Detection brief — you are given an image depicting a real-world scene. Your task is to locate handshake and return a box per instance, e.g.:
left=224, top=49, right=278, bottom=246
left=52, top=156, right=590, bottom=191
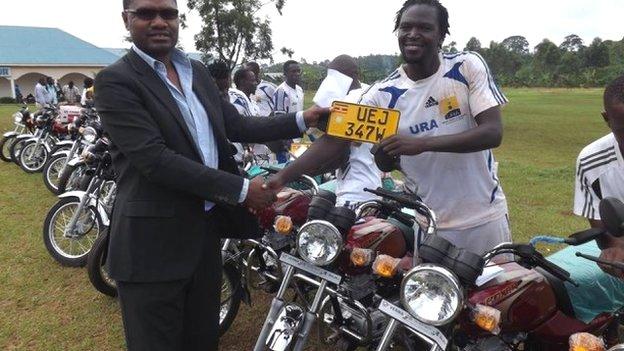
left=243, top=176, right=285, bottom=212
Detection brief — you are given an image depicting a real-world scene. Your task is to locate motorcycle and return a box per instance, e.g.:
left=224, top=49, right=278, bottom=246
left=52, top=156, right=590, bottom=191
left=0, top=105, right=34, bottom=162
left=253, top=186, right=436, bottom=351
left=43, top=108, right=101, bottom=194
left=374, top=197, right=624, bottom=351
left=18, top=105, right=70, bottom=173
left=43, top=137, right=115, bottom=267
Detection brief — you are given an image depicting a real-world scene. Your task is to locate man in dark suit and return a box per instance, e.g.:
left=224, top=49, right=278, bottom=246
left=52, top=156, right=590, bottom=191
left=94, top=0, right=326, bottom=350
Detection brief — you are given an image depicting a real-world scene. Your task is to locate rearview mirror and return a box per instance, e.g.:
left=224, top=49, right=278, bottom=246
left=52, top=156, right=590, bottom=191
left=599, top=197, right=624, bottom=237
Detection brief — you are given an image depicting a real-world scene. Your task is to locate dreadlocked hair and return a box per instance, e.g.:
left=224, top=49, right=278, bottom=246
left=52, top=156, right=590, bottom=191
left=394, top=0, right=450, bottom=39
left=604, top=75, right=624, bottom=108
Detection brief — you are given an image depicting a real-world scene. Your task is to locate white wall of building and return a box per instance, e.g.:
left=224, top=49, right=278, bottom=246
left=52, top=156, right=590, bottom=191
left=0, top=65, right=104, bottom=99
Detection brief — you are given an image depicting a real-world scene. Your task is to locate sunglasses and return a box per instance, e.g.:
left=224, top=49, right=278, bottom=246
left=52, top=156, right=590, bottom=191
left=125, top=8, right=179, bottom=21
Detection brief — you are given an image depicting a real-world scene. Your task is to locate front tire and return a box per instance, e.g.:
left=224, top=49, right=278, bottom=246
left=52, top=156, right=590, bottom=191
left=0, top=135, right=16, bottom=162
left=43, top=196, right=101, bottom=267
left=219, top=262, right=242, bottom=336
left=42, top=153, right=67, bottom=194
left=9, top=138, right=27, bottom=165
left=19, top=141, right=48, bottom=173
left=87, top=228, right=117, bottom=297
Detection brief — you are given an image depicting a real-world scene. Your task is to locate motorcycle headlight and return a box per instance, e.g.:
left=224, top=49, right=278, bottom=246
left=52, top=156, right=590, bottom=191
left=13, top=112, right=22, bottom=124
left=83, top=126, right=97, bottom=143
left=401, top=264, right=463, bottom=326
left=296, top=220, right=343, bottom=266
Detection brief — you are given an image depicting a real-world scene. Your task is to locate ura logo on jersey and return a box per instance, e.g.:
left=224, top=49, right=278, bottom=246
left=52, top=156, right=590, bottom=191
left=439, top=96, right=462, bottom=120
left=409, top=119, right=439, bottom=134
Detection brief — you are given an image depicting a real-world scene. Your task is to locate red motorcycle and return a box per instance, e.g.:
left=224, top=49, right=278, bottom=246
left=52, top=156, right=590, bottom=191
left=374, top=197, right=624, bottom=351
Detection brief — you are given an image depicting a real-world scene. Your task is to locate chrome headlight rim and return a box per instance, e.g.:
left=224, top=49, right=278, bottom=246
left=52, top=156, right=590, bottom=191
left=13, top=112, right=22, bottom=124
left=296, top=219, right=343, bottom=267
left=82, top=126, right=97, bottom=143
left=400, top=263, right=463, bottom=326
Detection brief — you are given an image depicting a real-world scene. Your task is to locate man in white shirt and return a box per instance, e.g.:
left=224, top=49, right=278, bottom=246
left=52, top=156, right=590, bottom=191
left=62, top=81, right=81, bottom=105
left=34, top=77, right=48, bottom=109
left=268, top=0, right=510, bottom=256
left=228, top=67, right=274, bottom=163
left=574, top=75, right=624, bottom=276
left=273, top=60, right=304, bottom=162
left=245, top=61, right=277, bottom=117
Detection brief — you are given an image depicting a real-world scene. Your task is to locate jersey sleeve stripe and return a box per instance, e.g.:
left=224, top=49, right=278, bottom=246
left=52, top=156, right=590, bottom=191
left=470, top=52, right=507, bottom=105
left=577, top=153, right=617, bottom=176
left=578, top=146, right=615, bottom=162
left=577, top=157, right=618, bottom=185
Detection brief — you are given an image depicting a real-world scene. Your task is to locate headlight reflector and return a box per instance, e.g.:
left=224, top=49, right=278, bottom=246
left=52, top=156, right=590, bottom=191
left=83, top=126, right=97, bottom=143
left=296, top=220, right=343, bottom=266
left=401, top=264, right=463, bottom=326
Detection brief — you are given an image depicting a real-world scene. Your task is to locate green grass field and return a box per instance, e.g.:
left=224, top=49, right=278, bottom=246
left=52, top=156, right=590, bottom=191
left=0, top=88, right=611, bottom=350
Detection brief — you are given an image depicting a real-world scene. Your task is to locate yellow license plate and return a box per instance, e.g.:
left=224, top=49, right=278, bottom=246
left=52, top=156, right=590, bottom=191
left=327, top=101, right=400, bottom=143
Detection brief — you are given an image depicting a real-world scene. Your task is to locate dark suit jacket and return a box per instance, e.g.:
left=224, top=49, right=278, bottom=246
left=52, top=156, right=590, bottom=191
left=94, top=50, right=302, bottom=283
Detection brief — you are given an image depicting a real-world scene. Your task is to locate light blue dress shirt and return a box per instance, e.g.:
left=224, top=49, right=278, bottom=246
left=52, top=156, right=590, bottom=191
left=132, top=46, right=249, bottom=209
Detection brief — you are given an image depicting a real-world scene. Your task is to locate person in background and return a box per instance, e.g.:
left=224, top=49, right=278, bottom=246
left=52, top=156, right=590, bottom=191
left=245, top=61, right=277, bottom=117
left=81, top=77, right=94, bottom=106
left=208, top=59, right=231, bottom=100
left=34, top=77, right=47, bottom=109
left=272, top=60, right=304, bottom=163
left=62, top=81, right=81, bottom=105
left=14, top=84, right=22, bottom=103
left=45, top=76, right=58, bottom=105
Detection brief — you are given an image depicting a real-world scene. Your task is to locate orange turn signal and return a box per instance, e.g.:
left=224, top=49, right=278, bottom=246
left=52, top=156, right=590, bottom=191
left=372, top=255, right=400, bottom=278
left=569, top=332, right=605, bottom=351
left=472, top=304, right=501, bottom=335
left=274, top=215, right=293, bottom=235
left=350, top=248, right=373, bottom=267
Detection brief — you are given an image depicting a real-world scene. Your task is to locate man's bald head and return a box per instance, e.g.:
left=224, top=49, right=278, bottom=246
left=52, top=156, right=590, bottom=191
left=328, top=55, right=360, bottom=90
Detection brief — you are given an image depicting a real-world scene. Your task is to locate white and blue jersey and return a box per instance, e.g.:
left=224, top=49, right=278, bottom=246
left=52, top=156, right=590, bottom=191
left=360, top=51, right=508, bottom=230
left=254, top=80, right=277, bottom=117
left=273, top=82, right=304, bottom=114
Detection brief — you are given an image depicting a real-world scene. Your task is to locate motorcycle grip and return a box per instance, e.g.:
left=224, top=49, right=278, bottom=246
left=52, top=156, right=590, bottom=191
left=575, top=252, right=624, bottom=271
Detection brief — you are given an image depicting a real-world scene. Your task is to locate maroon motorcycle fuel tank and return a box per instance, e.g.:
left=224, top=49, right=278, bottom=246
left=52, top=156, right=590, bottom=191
left=468, top=262, right=558, bottom=332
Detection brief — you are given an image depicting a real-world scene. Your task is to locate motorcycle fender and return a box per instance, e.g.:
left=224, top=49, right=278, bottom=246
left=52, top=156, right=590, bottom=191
left=15, top=134, right=33, bottom=141
left=52, top=150, right=71, bottom=158
left=54, top=140, right=74, bottom=147
left=3, top=131, right=19, bottom=138
left=266, top=303, right=305, bottom=351
left=59, top=191, right=86, bottom=202
left=22, top=136, right=39, bottom=144
left=67, top=158, right=84, bottom=167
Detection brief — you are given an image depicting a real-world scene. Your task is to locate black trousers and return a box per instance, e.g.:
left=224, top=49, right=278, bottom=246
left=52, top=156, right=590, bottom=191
left=117, top=215, right=222, bottom=351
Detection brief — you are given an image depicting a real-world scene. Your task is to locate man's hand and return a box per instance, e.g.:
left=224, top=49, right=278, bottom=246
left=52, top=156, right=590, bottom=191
left=263, top=174, right=286, bottom=193
left=379, top=134, right=430, bottom=156
left=244, top=177, right=277, bottom=212
left=302, top=105, right=331, bottom=128
left=598, top=247, right=624, bottom=279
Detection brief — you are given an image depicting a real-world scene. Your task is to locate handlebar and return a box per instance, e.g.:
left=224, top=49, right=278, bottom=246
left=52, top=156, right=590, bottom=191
left=364, top=187, right=437, bottom=235
left=575, top=252, right=624, bottom=271
left=485, top=243, right=577, bottom=286
left=259, top=166, right=320, bottom=195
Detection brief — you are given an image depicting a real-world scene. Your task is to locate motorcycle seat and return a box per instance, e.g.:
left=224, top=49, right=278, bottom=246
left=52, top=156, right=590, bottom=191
left=535, top=266, right=576, bottom=318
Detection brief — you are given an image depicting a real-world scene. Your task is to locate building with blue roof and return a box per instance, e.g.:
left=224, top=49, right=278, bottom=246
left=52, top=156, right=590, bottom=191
left=0, top=26, right=120, bottom=100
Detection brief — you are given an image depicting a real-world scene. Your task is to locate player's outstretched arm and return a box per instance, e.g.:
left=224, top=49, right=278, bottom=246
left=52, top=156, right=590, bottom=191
left=379, top=105, right=503, bottom=156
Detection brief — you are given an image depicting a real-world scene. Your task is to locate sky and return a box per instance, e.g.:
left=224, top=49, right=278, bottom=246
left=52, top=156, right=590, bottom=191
left=1, top=0, right=622, bottom=63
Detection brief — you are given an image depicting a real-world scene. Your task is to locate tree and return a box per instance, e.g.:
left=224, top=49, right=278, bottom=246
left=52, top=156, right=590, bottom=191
left=501, top=35, right=529, bottom=56
left=442, top=41, right=458, bottom=54
left=187, top=0, right=287, bottom=70
left=559, top=34, right=584, bottom=52
left=464, top=37, right=482, bottom=52
left=280, top=47, right=294, bottom=58
left=533, top=39, right=562, bottom=71
left=584, top=37, right=610, bottom=68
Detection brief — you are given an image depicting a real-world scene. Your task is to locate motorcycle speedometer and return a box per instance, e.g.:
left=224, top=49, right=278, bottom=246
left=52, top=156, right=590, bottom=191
left=296, top=220, right=343, bottom=266
left=401, top=264, right=463, bottom=326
